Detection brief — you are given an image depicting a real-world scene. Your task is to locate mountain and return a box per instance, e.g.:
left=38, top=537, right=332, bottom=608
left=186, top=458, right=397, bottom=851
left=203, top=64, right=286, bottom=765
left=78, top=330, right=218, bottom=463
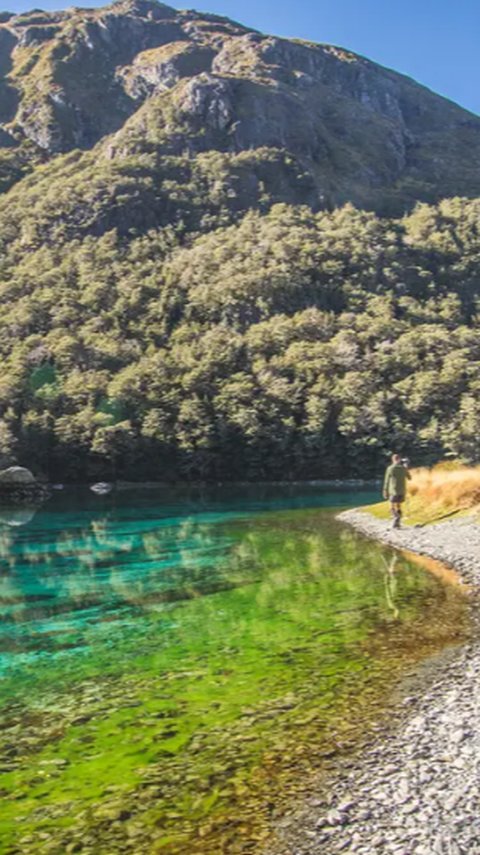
left=0, top=1, right=479, bottom=483
left=1, top=0, right=480, bottom=213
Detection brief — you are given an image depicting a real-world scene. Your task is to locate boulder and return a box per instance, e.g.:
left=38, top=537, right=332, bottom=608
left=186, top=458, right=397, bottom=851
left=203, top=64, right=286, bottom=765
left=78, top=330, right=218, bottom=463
left=90, top=482, right=113, bottom=495
left=0, top=466, right=37, bottom=485
left=0, top=466, right=51, bottom=506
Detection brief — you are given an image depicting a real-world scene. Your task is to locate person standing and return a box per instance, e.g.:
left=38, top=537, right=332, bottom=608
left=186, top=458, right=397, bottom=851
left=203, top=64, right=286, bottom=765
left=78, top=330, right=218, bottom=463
left=383, top=454, right=411, bottom=529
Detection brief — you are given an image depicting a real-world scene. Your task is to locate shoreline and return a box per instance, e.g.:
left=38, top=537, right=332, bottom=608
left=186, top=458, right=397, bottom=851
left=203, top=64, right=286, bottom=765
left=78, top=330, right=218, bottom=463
left=0, top=480, right=380, bottom=509
left=268, top=509, right=480, bottom=855
left=338, top=508, right=480, bottom=588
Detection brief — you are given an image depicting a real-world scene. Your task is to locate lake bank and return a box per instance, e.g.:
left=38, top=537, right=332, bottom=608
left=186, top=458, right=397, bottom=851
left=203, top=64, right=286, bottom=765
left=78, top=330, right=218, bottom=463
left=267, top=509, right=480, bottom=854
left=338, top=509, right=480, bottom=588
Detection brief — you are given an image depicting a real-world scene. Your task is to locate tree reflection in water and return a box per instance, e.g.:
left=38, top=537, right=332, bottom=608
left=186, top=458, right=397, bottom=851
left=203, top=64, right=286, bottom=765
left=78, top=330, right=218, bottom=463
left=0, top=487, right=470, bottom=855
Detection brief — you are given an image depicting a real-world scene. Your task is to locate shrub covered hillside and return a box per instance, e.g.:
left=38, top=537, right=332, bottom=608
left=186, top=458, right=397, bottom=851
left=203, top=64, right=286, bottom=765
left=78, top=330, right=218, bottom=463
left=0, top=198, right=480, bottom=481
left=0, top=0, right=480, bottom=481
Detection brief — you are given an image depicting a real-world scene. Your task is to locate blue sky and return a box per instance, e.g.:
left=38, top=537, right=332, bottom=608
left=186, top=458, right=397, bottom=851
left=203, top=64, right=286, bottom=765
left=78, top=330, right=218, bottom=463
left=3, top=0, right=479, bottom=115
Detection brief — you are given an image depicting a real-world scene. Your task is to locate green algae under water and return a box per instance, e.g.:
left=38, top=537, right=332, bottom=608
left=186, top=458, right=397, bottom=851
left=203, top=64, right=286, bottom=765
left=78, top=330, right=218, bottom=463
left=0, top=486, right=469, bottom=854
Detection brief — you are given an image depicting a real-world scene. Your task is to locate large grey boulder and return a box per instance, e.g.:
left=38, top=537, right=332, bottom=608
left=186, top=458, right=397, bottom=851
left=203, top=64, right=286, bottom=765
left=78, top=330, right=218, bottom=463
left=0, top=466, right=50, bottom=506
left=0, top=466, right=37, bottom=485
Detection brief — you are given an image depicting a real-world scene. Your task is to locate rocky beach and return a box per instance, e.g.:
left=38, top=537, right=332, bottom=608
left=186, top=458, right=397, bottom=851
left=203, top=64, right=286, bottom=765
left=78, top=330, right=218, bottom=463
left=269, top=511, right=480, bottom=855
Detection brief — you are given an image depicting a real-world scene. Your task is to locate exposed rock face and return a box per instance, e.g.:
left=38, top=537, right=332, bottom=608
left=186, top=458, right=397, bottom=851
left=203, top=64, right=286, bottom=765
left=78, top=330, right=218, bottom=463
left=0, top=0, right=479, bottom=211
left=118, top=42, right=215, bottom=100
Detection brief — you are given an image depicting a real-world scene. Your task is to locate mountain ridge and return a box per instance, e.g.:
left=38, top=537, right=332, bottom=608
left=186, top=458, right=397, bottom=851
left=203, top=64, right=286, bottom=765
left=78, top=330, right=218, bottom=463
left=1, top=0, right=480, bottom=213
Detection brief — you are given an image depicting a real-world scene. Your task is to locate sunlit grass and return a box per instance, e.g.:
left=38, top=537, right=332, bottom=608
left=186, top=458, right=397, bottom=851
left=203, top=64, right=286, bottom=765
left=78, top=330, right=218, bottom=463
left=366, top=461, right=480, bottom=526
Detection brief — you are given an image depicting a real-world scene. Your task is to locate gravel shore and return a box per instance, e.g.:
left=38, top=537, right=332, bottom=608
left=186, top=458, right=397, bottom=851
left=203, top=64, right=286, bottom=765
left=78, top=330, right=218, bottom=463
left=268, top=511, right=480, bottom=855
left=338, top=510, right=480, bottom=588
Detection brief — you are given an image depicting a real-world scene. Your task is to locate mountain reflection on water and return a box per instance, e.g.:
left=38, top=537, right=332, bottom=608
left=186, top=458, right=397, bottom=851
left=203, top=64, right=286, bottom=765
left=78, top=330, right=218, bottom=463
left=0, top=485, right=469, bottom=855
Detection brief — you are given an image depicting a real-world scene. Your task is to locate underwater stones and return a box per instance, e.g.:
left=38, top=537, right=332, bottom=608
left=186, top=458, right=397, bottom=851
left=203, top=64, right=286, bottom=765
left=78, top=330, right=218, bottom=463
left=270, top=615, right=480, bottom=855
left=71, top=714, right=94, bottom=725
left=2, top=497, right=475, bottom=855
left=93, top=803, right=132, bottom=822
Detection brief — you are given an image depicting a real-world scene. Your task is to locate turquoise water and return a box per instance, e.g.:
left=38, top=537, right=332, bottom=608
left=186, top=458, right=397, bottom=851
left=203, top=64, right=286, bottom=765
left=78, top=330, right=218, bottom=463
left=0, top=486, right=467, bottom=854
left=0, top=485, right=377, bottom=686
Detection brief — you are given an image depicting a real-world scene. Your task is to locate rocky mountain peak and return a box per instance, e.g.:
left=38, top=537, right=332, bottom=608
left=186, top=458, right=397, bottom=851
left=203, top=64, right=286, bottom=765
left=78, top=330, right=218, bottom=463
left=0, top=0, right=479, bottom=212
left=108, top=0, right=177, bottom=15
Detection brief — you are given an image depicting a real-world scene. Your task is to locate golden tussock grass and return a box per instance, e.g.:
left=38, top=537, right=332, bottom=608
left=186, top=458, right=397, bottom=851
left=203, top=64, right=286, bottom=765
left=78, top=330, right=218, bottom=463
left=368, top=461, right=480, bottom=526
left=408, top=463, right=480, bottom=511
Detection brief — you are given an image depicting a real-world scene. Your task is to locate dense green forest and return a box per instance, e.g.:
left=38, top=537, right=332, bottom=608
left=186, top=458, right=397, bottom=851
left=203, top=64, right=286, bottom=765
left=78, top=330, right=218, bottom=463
left=0, top=195, right=479, bottom=481
left=1, top=1, right=480, bottom=481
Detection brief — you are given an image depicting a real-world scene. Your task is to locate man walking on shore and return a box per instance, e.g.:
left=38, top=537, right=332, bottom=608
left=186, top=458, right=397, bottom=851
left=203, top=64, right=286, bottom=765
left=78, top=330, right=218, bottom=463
left=383, top=454, right=411, bottom=529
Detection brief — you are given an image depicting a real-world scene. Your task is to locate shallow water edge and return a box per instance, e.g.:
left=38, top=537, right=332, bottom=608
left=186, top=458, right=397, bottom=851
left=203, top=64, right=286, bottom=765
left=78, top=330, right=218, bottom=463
left=265, top=508, right=480, bottom=854
left=0, top=489, right=472, bottom=854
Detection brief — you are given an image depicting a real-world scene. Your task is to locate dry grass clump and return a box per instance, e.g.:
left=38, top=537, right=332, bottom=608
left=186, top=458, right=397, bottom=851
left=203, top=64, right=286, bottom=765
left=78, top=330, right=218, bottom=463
left=408, top=463, right=480, bottom=513
left=368, top=460, right=480, bottom=526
